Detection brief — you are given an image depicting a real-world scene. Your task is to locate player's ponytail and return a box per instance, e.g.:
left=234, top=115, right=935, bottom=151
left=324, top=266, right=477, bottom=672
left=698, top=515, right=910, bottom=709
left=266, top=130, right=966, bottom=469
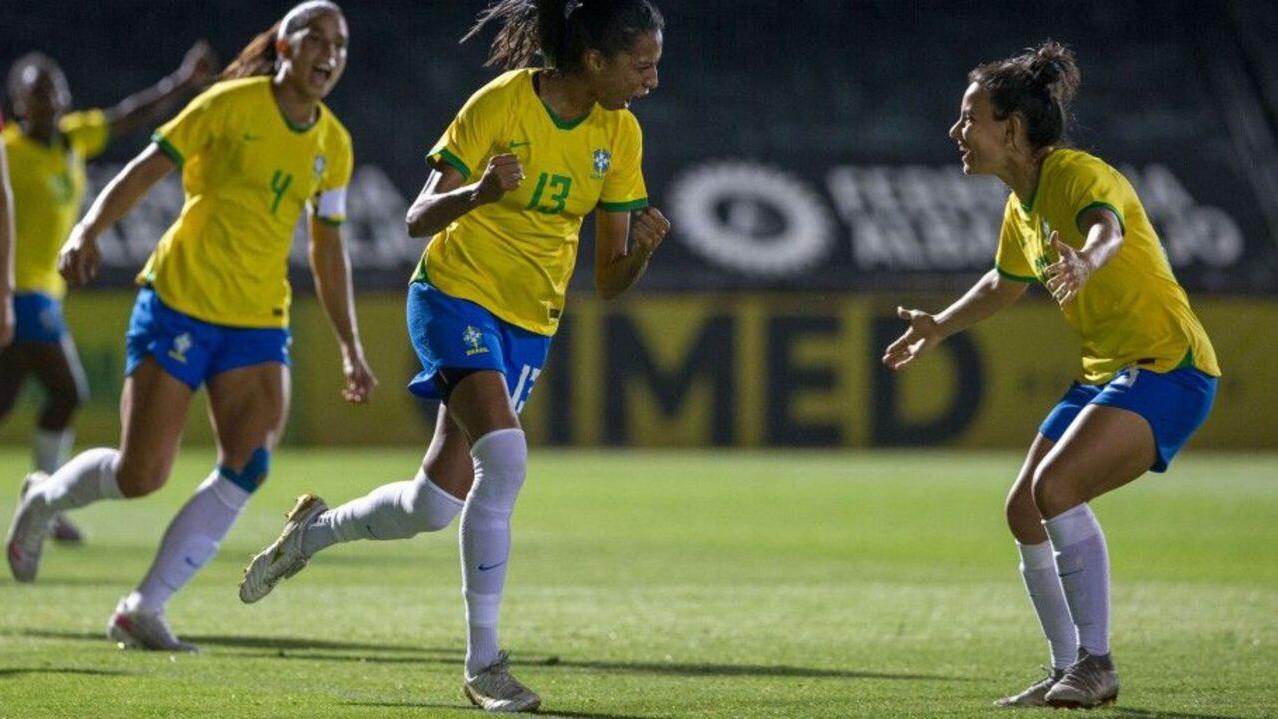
left=464, top=0, right=663, bottom=71
left=969, top=40, right=1081, bottom=150
left=220, top=1, right=344, bottom=80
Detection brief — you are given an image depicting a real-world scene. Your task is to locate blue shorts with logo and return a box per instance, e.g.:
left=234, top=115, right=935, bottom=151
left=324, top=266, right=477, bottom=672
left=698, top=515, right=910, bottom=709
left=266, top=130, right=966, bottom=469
left=125, top=287, right=291, bottom=390
left=1039, top=366, right=1217, bottom=473
left=406, top=281, right=551, bottom=412
left=13, top=292, right=66, bottom=343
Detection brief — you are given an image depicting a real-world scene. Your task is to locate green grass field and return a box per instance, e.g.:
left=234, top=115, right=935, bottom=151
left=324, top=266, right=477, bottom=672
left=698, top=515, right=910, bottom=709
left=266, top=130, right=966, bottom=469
left=0, top=447, right=1274, bottom=718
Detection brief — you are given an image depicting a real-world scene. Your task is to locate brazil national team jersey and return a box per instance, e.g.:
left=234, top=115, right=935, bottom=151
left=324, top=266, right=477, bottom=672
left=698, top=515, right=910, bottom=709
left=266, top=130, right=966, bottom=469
left=144, top=77, right=352, bottom=328
left=995, top=148, right=1219, bottom=384
left=3, top=110, right=110, bottom=298
left=417, top=68, right=649, bottom=335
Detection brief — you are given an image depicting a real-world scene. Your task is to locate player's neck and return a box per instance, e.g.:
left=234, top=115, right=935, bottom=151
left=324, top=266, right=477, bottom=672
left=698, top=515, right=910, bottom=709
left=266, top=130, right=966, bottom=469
left=270, top=77, right=319, bottom=129
left=20, top=118, right=58, bottom=147
left=537, top=70, right=594, bottom=122
left=1001, top=147, right=1054, bottom=208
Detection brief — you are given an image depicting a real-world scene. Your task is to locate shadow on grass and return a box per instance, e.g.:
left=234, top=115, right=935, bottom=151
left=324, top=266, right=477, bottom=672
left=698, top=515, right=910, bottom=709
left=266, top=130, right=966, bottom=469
left=0, top=667, right=130, bottom=679
left=1107, top=708, right=1246, bottom=719
left=342, top=701, right=651, bottom=719
left=10, top=630, right=962, bottom=683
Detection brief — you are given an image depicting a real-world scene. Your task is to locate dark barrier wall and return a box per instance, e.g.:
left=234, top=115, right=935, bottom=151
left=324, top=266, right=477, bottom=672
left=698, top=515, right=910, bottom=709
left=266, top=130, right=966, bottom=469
left=5, top=0, right=1278, bottom=294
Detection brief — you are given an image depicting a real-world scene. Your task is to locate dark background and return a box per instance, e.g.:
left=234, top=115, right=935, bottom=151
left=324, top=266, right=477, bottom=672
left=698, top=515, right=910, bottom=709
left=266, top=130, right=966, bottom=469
left=5, top=0, right=1278, bottom=294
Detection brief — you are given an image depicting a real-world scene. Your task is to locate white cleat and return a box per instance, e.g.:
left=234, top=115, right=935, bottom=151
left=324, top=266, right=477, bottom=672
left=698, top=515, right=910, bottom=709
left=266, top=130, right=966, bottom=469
left=107, top=598, right=199, bottom=652
left=994, top=667, right=1064, bottom=707
left=464, top=651, right=541, bottom=713
left=1045, top=648, right=1119, bottom=708
left=6, top=472, right=52, bottom=583
left=239, top=494, right=327, bottom=604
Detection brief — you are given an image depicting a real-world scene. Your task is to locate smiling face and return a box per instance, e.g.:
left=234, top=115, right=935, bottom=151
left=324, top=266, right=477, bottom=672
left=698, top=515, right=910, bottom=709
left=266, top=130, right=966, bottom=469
left=277, top=10, right=348, bottom=101
left=948, top=82, right=1010, bottom=176
left=588, top=30, right=662, bottom=111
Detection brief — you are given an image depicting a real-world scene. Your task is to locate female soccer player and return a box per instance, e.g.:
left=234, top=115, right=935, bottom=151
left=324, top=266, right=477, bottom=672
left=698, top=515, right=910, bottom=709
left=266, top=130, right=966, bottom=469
left=0, top=109, right=13, bottom=349
left=0, top=44, right=216, bottom=545
left=239, top=0, right=668, bottom=711
left=5, top=0, right=375, bottom=653
left=882, top=42, right=1218, bottom=709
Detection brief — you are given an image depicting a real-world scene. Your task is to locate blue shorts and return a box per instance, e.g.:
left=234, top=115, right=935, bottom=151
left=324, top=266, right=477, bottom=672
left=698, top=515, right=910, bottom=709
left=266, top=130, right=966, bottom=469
left=1039, top=366, right=1217, bottom=472
left=406, top=281, right=551, bottom=412
left=13, top=292, right=66, bottom=343
left=125, top=287, right=291, bottom=390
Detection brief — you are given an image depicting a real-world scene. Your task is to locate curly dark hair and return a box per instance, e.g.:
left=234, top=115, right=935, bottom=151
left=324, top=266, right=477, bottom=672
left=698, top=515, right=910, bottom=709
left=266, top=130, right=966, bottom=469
left=969, top=40, right=1081, bottom=150
left=462, top=0, right=664, bottom=71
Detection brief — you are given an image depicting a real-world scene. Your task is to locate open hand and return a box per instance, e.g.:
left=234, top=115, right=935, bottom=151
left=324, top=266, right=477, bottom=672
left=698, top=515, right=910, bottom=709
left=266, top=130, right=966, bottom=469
left=180, top=39, right=219, bottom=88
left=1043, top=232, right=1092, bottom=306
left=881, top=306, right=944, bottom=371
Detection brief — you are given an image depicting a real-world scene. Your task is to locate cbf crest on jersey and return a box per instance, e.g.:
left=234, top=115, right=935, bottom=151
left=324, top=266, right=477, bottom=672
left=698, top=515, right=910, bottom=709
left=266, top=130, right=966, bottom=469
left=591, top=148, right=611, bottom=179
left=313, top=154, right=327, bottom=178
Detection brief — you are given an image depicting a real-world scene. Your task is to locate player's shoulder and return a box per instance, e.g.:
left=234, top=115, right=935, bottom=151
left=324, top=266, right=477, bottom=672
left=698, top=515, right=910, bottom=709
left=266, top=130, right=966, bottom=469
left=195, top=76, right=271, bottom=110
left=463, top=68, right=532, bottom=112
left=1046, top=147, right=1116, bottom=184
left=317, top=103, right=352, bottom=148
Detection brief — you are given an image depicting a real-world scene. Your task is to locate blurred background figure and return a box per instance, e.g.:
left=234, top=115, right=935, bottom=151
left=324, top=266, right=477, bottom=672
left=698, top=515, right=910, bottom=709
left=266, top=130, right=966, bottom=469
left=0, top=40, right=217, bottom=543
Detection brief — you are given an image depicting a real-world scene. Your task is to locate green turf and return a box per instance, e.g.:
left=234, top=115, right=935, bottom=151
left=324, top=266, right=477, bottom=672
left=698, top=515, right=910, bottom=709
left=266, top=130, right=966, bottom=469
left=0, top=448, right=1274, bottom=718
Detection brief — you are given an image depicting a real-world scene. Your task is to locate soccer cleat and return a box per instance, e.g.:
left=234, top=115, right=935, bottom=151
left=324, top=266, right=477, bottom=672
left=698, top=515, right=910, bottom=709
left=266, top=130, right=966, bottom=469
left=463, top=651, right=541, bottom=713
left=50, top=513, right=86, bottom=544
left=6, top=472, right=52, bottom=583
left=1045, top=648, right=1119, bottom=708
left=239, top=494, right=327, bottom=604
left=106, top=598, right=198, bottom=652
left=994, top=667, right=1064, bottom=707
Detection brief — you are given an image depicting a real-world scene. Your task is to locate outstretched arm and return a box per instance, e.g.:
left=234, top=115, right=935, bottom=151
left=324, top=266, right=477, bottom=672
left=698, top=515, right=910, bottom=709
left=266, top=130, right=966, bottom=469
left=104, top=40, right=217, bottom=139
left=882, top=268, right=1028, bottom=371
left=308, top=218, right=376, bottom=404
left=1043, top=208, right=1124, bottom=306
left=593, top=206, right=670, bottom=300
left=59, top=144, right=175, bottom=285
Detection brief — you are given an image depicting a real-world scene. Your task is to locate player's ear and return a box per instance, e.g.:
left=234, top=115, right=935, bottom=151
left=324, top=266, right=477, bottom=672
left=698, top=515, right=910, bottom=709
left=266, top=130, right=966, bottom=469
left=583, top=49, right=606, bottom=76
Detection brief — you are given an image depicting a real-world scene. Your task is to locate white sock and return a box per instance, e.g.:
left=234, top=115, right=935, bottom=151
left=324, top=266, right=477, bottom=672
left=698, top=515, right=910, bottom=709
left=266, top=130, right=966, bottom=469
left=1044, top=503, right=1111, bottom=656
left=28, top=448, right=123, bottom=527
left=33, top=428, right=74, bottom=474
left=460, top=428, right=527, bottom=675
left=132, top=471, right=250, bottom=611
left=1017, top=540, right=1079, bottom=669
left=301, top=470, right=464, bottom=556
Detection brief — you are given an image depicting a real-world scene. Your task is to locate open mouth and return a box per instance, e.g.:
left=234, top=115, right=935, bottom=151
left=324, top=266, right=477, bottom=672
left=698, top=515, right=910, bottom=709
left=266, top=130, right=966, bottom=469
left=310, top=65, right=334, bottom=87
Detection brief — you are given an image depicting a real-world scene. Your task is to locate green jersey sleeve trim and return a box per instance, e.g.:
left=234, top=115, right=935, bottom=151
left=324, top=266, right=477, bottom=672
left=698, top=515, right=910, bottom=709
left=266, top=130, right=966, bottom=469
left=995, top=263, right=1037, bottom=283
left=429, top=146, right=471, bottom=179
left=598, top=198, right=650, bottom=212
left=151, top=132, right=184, bottom=167
left=1075, top=201, right=1126, bottom=236
left=314, top=215, right=344, bottom=227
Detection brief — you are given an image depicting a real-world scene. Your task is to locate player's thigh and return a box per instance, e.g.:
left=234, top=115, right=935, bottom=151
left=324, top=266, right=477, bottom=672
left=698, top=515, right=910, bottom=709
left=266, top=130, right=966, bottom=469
left=206, top=362, right=289, bottom=469
left=1033, top=404, right=1155, bottom=518
left=117, top=357, right=195, bottom=495
left=446, top=369, right=520, bottom=442
left=421, top=403, right=474, bottom=501
left=27, top=335, right=89, bottom=406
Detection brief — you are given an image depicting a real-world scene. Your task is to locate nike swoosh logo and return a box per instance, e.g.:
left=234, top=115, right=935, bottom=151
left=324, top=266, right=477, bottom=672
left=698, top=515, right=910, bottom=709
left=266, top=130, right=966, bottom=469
left=477, top=561, right=506, bottom=571
left=1058, top=569, right=1084, bottom=578
left=184, top=557, right=200, bottom=568
left=508, top=140, right=530, bottom=149
left=243, top=133, right=261, bottom=141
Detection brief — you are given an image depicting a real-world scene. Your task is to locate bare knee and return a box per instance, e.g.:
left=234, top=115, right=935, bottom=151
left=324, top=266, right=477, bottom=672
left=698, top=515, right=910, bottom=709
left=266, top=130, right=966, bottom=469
left=115, top=456, right=172, bottom=498
left=1032, top=465, right=1084, bottom=520
left=1005, top=481, right=1047, bottom=543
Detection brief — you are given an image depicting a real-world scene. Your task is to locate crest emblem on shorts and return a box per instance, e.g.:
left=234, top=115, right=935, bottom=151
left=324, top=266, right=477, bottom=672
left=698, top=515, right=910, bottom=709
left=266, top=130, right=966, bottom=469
left=591, top=148, right=611, bottom=179
left=168, top=333, right=193, bottom=364
left=313, top=154, right=327, bottom=178
left=463, top=325, right=488, bottom=357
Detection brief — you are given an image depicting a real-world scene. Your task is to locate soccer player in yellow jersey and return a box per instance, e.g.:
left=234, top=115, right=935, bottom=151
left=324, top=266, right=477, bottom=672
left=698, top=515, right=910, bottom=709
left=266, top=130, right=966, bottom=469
left=0, top=43, right=216, bottom=544
left=240, top=0, right=669, bottom=711
left=883, top=42, right=1219, bottom=709
left=0, top=110, right=13, bottom=348
left=5, top=1, right=376, bottom=653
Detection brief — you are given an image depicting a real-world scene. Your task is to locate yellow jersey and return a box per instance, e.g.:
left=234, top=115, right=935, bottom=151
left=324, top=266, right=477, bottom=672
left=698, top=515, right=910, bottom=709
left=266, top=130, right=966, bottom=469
left=143, top=76, right=352, bottom=328
left=3, top=110, right=110, bottom=298
left=416, top=68, right=649, bottom=335
left=995, top=148, right=1219, bottom=383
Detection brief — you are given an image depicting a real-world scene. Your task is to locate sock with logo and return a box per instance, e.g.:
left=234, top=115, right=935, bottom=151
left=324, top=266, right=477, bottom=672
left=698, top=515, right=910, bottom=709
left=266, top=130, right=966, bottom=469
left=301, top=470, right=464, bottom=556
left=132, top=470, right=250, bottom=611
left=1044, top=503, right=1111, bottom=657
left=460, top=428, right=527, bottom=675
